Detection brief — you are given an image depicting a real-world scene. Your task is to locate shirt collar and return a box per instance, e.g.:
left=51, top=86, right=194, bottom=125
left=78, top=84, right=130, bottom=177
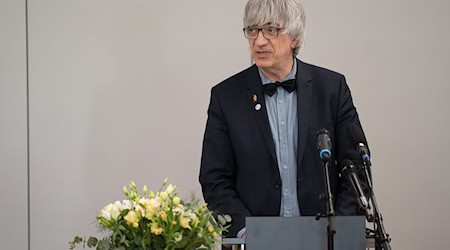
left=258, top=58, right=297, bottom=85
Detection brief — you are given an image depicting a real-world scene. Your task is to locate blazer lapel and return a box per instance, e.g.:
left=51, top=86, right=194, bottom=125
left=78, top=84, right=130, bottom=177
left=245, top=66, right=277, bottom=163
left=296, top=60, right=313, bottom=167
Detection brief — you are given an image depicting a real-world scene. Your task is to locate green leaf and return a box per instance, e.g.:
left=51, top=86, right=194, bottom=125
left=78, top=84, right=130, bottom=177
left=97, top=240, right=111, bottom=250
left=74, top=236, right=84, bottom=243
left=86, top=237, right=98, bottom=247
left=69, top=236, right=84, bottom=249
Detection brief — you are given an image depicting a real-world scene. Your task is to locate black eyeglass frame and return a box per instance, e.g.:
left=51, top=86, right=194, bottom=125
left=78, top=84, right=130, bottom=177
left=242, top=27, right=284, bottom=39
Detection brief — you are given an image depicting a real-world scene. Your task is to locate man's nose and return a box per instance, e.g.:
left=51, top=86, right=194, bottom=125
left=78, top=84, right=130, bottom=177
left=254, top=30, right=269, bottom=45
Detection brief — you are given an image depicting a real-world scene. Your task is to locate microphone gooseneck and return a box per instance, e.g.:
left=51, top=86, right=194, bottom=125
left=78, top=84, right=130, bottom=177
left=339, top=159, right=372, bottom=219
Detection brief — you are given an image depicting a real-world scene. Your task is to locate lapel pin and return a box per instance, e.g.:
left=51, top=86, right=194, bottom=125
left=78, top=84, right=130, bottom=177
left=252, top=94, right=257, bottom=103
left=255, top=103, right=261, bottom=111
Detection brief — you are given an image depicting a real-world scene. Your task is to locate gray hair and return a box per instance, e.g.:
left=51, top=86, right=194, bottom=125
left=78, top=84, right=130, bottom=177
left=243, top=0, right=306, bottom=56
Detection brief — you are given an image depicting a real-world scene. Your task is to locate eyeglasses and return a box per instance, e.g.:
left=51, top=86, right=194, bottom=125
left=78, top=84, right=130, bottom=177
left=243, top=27, right=283, bottom=39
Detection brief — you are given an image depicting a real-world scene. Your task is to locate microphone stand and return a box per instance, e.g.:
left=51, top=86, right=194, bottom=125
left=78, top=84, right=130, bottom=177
left=316, top=129, right=335, bottom=250
left=321, top=160, right=336, bottom=250
left=361, top=161, right=392, bottom=250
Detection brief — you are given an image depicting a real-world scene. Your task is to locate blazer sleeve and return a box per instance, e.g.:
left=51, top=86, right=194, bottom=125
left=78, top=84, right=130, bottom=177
left=199, top=87, right=252, bottom=236
left=333, top=75, right=369, bottom=215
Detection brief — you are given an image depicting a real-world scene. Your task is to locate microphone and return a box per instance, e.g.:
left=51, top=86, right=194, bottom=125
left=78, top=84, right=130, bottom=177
left=347, top=124, right=391, bottom=247
left=347, top=123, right=371, bottom=166
left=339, top=159, right=371, bottom=218
left=316, top=129, right=332, bottom=162
left=357, top=142, right=371, bottom=166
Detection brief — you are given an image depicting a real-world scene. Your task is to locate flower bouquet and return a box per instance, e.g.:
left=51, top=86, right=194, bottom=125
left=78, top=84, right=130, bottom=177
left=69, top=179, right=230, bottom=250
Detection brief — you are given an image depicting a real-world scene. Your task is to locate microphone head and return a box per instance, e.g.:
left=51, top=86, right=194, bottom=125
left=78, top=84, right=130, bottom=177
left=347, top=123, right=371, bottom=161
left=316, top=129, right=332, bottom=161
left=357, top=142, right=370, bottom=160
left=315, top=129, right=331, bottom=147
left=339, top=159, right=356, bottom=174
left=316, top=128, right=330, bottom=137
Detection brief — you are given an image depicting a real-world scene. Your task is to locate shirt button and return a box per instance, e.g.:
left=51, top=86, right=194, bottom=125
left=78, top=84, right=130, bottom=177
left=283, top=165, right=288, bottom=170
left=286, top=210, right=291, bottom=215
left=281, top=143, right=286, bottom=148
left=278, top=99, right=283, bottom=104
left=280, top=121, right=285, bottom=126
left=284, top=188, right=289, bottom=193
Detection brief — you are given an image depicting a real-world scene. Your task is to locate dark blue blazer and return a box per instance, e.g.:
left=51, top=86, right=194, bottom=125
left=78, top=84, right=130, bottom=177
left=199, top=59, right=367, bottom=237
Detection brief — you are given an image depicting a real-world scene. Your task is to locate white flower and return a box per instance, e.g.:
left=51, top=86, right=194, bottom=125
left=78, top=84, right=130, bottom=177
left=100, top=204, right=112, bottom=220
left=100, top=202, right=120, bottom=221
left=110, top=202, right=121, bottom=220
left=174, top=232, right=183, bottom=242
left=113, top=201, right=123, bottom=211
left=122, top=199, right=133, bottom=210
left=166, top=184, right=175, bottom=194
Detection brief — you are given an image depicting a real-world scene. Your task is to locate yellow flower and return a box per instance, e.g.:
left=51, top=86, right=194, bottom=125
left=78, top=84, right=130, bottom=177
left=180, top=217, right=191, bottom=229
left=124, top=211, right=139, bottom=228
left=153, top=227, right=163, bottom=235
left=208, top=224, right=214, bottom=232
left=159, top=211, right=167, bottom=222
left=151, top=223, right=164, bottom=235
left=142, top=198, right=160, bottom=214
left=191, top=218, right=200, bottom=228
left=172, top=220, right=177, bottom=225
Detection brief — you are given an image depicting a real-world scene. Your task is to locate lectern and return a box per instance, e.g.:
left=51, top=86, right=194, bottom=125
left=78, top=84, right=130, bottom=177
left=222, top=216, right=367, bottom=250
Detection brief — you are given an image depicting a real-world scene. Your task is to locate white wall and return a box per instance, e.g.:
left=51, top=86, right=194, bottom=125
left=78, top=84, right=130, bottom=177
left=301, top=1, right=450, bottom=249
left=0, top=1, right=28, bottom=250
left=1, top=0, right=449, bottom=249
left=27, top=1, right=248, bottom=249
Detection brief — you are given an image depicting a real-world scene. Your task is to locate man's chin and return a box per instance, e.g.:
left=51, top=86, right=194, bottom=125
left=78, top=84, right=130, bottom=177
left=253, top=60, right=272, bottom=69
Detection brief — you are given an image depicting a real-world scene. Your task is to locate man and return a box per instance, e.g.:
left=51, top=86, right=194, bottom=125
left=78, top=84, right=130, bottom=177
left=199, top=0, right=368, bottom=238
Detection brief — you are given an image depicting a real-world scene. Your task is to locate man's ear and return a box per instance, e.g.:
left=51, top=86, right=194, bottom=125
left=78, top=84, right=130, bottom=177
left=291, top=39, right=299, bottom=49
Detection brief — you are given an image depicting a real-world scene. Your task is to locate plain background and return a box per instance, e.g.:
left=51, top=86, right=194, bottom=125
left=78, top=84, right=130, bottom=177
left=1, top=0, right=449, bottom=249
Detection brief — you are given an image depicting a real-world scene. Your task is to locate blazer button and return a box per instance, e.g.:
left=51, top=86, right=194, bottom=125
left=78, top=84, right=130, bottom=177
left=275, top=184, right=280, bottom=189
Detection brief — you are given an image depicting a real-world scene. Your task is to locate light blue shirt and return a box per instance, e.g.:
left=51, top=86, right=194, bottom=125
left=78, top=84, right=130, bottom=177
left=237, top=59, right=300, bottom=238
left=258, top=59, right=300, bottom=217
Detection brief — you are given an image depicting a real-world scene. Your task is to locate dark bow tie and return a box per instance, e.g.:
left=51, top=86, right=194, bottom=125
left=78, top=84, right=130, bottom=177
left=263, top=79, right=296, bottom=96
